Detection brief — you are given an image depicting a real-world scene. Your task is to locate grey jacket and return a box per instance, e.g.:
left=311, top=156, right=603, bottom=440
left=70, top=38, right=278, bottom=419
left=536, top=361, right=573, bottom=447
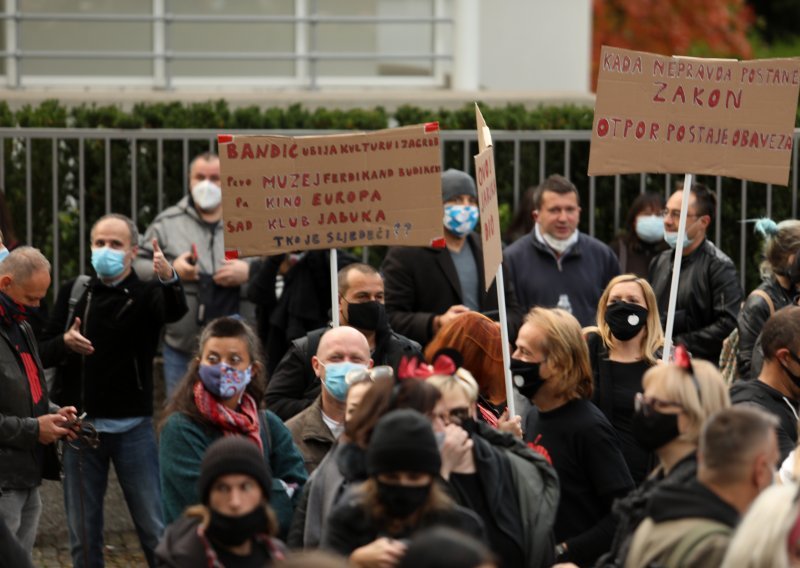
left=136, top=196, right=257, bottom=354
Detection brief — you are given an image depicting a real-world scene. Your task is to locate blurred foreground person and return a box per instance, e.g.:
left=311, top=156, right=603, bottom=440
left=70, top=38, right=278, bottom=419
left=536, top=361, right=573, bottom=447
left=397, top=527, right=497, bottom=568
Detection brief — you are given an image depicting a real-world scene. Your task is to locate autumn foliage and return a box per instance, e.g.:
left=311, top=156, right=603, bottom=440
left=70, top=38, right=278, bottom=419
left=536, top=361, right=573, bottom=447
left=593, top=0, right=754, bottom=90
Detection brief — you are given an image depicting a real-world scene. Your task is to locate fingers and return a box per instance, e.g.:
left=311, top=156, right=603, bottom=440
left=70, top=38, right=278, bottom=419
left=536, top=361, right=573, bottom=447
left=70, top=318, right=81, bottom=332
left=152, top=239, right=161, bottom=254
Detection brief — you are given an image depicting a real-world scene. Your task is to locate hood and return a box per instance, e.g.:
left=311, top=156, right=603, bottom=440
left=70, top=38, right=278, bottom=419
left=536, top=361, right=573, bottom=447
left=646, top=479, right=739, bottom=528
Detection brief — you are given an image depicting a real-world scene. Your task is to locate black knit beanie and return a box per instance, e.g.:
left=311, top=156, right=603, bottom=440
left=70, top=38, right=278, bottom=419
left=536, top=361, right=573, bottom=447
left=441, top=169, right=477, bottom=203
left=367, top=409, right=441, bottom=476
left=197, top=436, right=272, bottom=505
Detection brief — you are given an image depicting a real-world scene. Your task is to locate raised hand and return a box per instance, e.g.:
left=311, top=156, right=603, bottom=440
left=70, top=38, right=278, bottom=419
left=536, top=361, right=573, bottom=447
left=63, top=317, right=94, bottom=355
left=152, top=239, right=175, bottom=280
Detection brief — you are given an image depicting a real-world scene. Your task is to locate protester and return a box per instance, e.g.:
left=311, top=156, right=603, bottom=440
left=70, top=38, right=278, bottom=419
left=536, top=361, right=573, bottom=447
left=266, top=263, right=421, bottom=421
left=608, top=193, right=666, bottom=278
left=158, top=317, right=307, bottom=536
left=736, top=218, right=800, bottom=380
left=39, top=214, right=186, bottom=568
left=517, top=307, right=633, bottom=565
left=0, top=247, right=77, bottom=558
left=322, top=409, right=486, bottom=565
left=648, top=183, right=743, bottom=362
left=382, top=168, right=522, bottom=347
left=424, top=312, right=523, bottom=434
left=138, top=152, right=258, bottom=396
left=596, top=350, right=731, bottom=567
left=155, top=436, right=286, bottom=567
left=504, top=174, right=620, bottom=327
left=720, top=484, right=800, bottom=568
left=731, top=305, right=800, bottom=463
left=584, top=274, right=664, bottom=484
left=624, top=407, right=779, bottom=567
left=397, top=527, right=498, bottom=568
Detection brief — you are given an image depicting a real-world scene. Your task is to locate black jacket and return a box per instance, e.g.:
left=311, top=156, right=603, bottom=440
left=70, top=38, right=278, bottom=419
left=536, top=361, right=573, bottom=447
left=645, top=479, right=739, bottom=527
left=648, top=239, right=743, bottom=363
left=382, top=232, right=523, bottom=346
left=730, top=379, right=799, bottom=463
left=265, top=325, right=422, bottom=421
left=0, top=319, right=52, bottom=490
left=40, top=272, right=187, bottom=418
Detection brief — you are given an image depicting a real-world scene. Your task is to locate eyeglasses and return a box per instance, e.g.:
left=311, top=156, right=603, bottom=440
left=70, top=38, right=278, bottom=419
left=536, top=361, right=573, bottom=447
left=443, top=406, right=471, bottom=426
left=345, top=365, right=393, bottom=385
left=634, top=392, right=684, bottom=417
left=661, top=208, right=699, bottom=221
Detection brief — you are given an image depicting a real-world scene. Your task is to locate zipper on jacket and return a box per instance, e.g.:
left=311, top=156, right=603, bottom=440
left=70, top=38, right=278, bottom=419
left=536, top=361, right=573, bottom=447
left=117, top=297, right=134, bottom=320
left=79, top=289, right=93, bottom=414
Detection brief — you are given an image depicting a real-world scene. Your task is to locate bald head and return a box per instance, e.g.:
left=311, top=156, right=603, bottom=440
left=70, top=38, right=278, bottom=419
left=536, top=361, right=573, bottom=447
left=316, top=326, right=370, bottom=364
left=0, top=246, right=51, bottom=307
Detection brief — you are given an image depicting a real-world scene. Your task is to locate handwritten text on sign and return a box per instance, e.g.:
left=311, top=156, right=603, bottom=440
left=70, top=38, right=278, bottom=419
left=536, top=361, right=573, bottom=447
left=474, top=146, right=502, bottom=291
left=588, top=46, right=800, bottom=185
left=219, top=125, right=444, bottom=257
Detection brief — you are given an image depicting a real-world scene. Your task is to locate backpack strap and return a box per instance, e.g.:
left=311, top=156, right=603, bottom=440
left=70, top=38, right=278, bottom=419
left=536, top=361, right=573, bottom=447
left=750, top=289, right=775, bottom=316
left=665, top=520, right=731, bottom=567
left=64, top=275, right=91, bottom=332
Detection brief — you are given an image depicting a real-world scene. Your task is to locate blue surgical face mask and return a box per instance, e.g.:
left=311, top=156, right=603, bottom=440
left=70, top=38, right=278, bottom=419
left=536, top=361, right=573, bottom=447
left=664, top=231, right=694, bottom=249
left=91, top=247, right=127, bottom=279
left=198, top=362, right=253, bottom=400
left=0, top=247, right=8, bottom=263
left=321, top=361, right=366, bottom=402
left=443, top=204, right=479, bottom=237
left=635, top=215, right=665, bottom=244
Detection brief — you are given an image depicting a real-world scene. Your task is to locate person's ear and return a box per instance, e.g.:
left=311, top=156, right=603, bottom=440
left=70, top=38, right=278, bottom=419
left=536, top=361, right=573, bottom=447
left=251, top=360, right=264, bottom=378
left=532, top=209, right=539, bottom=223
left=0, top=275, right=11, bottom=291
left=368, top=358, right=374, bottom=370
left=312, top=355, right=323, bottom=380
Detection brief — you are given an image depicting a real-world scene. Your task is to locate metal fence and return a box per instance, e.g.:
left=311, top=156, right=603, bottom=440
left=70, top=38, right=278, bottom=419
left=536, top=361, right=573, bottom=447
left=0, top=126, right=798, bottom=294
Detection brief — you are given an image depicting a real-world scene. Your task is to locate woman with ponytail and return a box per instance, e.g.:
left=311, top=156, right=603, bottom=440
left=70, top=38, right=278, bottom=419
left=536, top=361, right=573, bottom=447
left=736, top=218, right=800, bottom=380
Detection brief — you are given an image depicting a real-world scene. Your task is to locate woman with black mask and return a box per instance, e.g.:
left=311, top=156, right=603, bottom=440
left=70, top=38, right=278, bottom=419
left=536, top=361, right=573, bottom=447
left=594, top=348, right=730, bottom=567
left=156, top=436, right=286, bottom=567
left=322, top=409, right=486, bottom=567
left=584, top=275, right=664, bottom=485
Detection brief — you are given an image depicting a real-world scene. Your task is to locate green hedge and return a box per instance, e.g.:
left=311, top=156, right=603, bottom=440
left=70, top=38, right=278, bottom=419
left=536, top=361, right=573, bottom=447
left=0, top=99, right=797, bottom=292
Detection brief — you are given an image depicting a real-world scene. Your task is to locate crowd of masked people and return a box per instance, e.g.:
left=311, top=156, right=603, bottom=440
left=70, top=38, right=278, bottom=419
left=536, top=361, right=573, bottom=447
left=1, top=151, right=800, bottom=568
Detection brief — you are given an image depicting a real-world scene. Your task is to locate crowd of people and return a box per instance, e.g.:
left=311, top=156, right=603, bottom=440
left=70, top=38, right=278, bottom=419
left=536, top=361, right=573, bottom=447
left=0, top=151, right=799, bottom=568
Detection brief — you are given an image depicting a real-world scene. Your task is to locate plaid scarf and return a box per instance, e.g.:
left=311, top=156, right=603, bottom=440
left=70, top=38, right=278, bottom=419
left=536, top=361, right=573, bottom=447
left=0, top=291, right=42, bottom=404
left=197, top=524, right=284, bottom=567
left=193, top=381, right=263, bottom=451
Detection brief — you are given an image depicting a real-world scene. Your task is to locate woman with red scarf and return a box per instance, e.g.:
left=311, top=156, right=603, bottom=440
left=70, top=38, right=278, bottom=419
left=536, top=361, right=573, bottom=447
left=159, top=317, right=307, bottom=538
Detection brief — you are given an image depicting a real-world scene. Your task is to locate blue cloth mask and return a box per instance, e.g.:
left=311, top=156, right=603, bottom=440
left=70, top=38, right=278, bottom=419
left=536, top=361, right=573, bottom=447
left=198, top=362, right=252, bottom=400
left=0, top=247, right=8, bottom=263
left=664, top=231, right=694, bottom=249
left=443, top=205, right=479, bottom=237
left=635, top=215, right=665, bottom=244
left=91, top=247, right=127, bottom=279
left=321, top=361, right=366, bottom=402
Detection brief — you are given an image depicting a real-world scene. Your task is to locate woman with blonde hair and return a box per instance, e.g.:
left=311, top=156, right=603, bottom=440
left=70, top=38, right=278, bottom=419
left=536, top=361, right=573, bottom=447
left=596, top=348, right=731, bottom=567
left=516, top=307, right=634, bottom=566
left=584, top=274, right=664, bottom=484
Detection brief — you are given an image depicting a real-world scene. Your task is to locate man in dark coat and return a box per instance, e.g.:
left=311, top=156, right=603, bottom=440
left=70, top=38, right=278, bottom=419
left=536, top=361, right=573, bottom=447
left=382, top=169, right=523, bottom=348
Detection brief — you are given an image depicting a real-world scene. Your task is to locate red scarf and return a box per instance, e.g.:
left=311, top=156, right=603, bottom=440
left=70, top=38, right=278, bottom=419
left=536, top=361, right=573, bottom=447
left=0, top=292, right=41, bottom=404
left=193, top=382, right=263, bottom=451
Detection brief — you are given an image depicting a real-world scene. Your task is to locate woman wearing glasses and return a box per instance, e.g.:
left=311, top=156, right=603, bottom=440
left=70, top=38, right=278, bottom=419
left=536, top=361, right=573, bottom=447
left=595, top=348, right=730, bottom=567
left=584, top=275, right=664, bottom=485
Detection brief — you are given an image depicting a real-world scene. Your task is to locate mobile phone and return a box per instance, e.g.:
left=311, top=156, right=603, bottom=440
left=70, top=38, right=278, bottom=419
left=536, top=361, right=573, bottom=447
left=188, top=243, right=198, bottom=266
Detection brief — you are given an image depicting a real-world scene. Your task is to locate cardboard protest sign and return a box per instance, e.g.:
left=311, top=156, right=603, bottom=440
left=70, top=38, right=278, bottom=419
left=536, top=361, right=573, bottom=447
left=588, top=46, right=800, bottom=185
left=218, top=124, right=444, bottom=257
left=474, top=104, right=502, bottom=290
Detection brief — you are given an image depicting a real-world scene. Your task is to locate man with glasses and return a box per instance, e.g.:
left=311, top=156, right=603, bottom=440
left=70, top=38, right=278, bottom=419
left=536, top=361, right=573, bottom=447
left=648, top=183, right=743, bottom=362
left=286, top=326, right=373, bottom=473
left=504, top=174, right=620, bottom=326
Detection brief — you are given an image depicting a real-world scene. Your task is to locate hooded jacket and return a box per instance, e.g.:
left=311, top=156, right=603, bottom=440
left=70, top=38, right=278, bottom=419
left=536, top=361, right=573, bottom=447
left=730, top=379, right=799, bottom=462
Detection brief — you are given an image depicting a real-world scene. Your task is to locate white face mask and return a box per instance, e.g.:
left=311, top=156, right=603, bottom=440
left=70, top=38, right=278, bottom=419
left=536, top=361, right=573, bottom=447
left=191, top=179, right=222, bottom=211
left=536, top=224, right=578, bottom=254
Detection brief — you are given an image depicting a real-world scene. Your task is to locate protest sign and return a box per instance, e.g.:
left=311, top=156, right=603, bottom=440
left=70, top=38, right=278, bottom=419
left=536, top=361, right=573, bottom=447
left=217, top=123, right=444, bottom=257
left=474, top=105, right=502, bottom=291
left=588, top=46, right=800, bottom=185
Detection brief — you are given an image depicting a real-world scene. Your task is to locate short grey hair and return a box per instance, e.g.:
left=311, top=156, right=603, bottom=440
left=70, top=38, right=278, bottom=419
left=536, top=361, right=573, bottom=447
left=90, top=213, right=139, bottom=247
left=0, top=246, right=51, bottom=281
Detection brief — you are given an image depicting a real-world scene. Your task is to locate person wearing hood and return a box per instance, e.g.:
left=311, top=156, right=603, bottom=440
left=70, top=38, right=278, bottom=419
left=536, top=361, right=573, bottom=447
left=137, top=152, right=258, bottom=397
left=731, top=305, right=800, bottom=464
left=265, top=263, right=421, bottom=421
left=503, top=174, right=620, bottom=327
left=382, top=168, right=523, bottom=348
left=624, top=406, right=779, bottom=568
left=155, top=436, right=287, bottom=567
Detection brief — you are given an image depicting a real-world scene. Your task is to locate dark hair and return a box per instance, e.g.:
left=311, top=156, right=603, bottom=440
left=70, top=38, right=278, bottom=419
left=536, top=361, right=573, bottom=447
left=625, top=192, right=664, bottom=239
left=344, top=376, right=441, bottom=449
left=159, top=317, right=266, bottom=432
left=397, top=527, right=497, bottom=568
left=762, top=306, right=800, bottom=360
left=688, top=183, right=717, bottom=222
left=532, top=174, right=579, bottom=210
left=0, top=190, right=18, bottom=249
left=338, top=263, right=380, bottom=297
left=504, top=186, right=536, bottom=243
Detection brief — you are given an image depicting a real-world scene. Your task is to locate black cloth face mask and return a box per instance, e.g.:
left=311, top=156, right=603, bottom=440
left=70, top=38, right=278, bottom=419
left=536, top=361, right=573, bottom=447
left=346, top=300, right=388, bottom=332
left=205, top=506, right=268, bottom=547
left=631, top=407, right=680, bottom=451
left=510, top=358, right=546, bottom=399
left=377, top=481, right=431, bottom=519
left=604, top=301, right=648, bottom=341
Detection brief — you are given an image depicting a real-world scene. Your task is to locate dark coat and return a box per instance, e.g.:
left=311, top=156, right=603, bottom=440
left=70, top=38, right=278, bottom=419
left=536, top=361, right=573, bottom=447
left=286, top=395, right=336, bottom=474
left=40, top=272, right=187, bottom=417
left=382, top=232, right=523, bottom=346
left=649, top=239, right=743, bottom=363
left=730, top=379, right=799, bottom=463
left=736, top=279, right=794, bottom=380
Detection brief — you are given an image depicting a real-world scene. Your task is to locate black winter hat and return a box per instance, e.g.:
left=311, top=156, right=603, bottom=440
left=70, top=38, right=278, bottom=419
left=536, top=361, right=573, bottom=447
left=441, top=169, right=477, bottom=203
left=197, top=436, right=271, bottom=505
left=367, top=409, right=441, bottom=476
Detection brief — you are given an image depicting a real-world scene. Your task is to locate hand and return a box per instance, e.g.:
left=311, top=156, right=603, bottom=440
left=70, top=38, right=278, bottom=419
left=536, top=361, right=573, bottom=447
left=173, top=252, right=199, bottom=282
left=55, top=406, right=80, bottom=441
left=434, top=304, right=471, bottom=333
left=152, top=239, right=174, bottom=280
left=497, top=408, right=523, bottom=439
left=63, top=318, right=94, bottom=355
left=439, top=423, right=473, bottom=480
left=213, top=259, right=249, bottom=287
left=37, top=413, right=74, bottom=444
left=350, top=537, right=407, bottom=568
